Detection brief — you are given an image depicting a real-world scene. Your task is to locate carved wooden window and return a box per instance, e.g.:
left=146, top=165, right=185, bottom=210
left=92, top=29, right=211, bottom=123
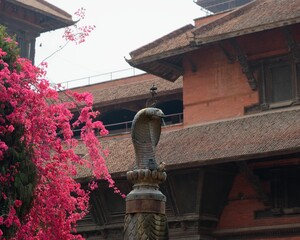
left=268, top=63, right=293, bottom=103
left=270, top=167, right=300, bottom=212
left=259, top=55, right=300, bottom=109
left=255, top=166, right=300, bottom=218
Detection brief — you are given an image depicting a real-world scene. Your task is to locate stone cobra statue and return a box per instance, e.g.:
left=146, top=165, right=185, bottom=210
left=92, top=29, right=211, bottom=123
left=124, top=107, right=169, bottom=240
left=131, top=107, right=165, bottom=170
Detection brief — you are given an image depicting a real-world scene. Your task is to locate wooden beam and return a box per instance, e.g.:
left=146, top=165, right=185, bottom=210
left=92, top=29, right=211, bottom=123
left=185, top=56, right=197, bottom=72
left=230, top=39, right=257, bottom=90
left=218, top=42, right=235, bottom=64
left=237, top=161, right=270, bottom=205
left=157, top=60, right=184, bottom=76
left=213, top=222, right=300, bottom=238
left=283, top=27, right=300, bottom=61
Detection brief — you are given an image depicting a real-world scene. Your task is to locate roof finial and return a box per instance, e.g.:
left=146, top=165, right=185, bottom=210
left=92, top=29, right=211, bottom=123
left=146, top=83, right=158, bottom=107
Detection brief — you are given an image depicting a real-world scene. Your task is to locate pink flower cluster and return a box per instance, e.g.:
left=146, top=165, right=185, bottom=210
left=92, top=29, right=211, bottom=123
left=63, top=8, right=96, bottom=44
left=0, top=35, right=118, bottom=239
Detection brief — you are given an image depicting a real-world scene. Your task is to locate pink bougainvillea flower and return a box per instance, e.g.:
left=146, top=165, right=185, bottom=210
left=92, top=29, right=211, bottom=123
left=0, top=21, right=122, bottom=239
left=14, top=200, right=22, bottom=208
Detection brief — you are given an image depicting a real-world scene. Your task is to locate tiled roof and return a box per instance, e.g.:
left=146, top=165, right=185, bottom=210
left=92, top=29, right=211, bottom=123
left=129, top=25, right=194, bottom=64
left=15, top=0, right=72, bottom=22
left=128, top=0, right=300, bottom=64
left=77, top=106, right=300, bottom=178
left=191, top=0, right=300, bottom=45
left=5, top=0, right=74, bottom=28
left=76, top=136, right=135, bottom=178
left=60, top=74, right=183, bottom=107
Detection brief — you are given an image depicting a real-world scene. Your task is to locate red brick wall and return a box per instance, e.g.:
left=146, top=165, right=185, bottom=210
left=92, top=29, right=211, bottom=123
left=181, top=26, right=299, bottom=126
left=217, top=173, right=300, bottom=230
left=182, top=45, right=258, bottom=126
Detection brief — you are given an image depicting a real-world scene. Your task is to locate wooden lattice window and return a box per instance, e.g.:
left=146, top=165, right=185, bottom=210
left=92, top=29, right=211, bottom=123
left=255, top=166, right=300, bottom=218
left=259, top=55, right=300, bottom=109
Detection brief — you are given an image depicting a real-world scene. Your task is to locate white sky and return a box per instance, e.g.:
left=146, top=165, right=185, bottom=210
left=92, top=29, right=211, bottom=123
left=35, top=1, right=205, bottom=87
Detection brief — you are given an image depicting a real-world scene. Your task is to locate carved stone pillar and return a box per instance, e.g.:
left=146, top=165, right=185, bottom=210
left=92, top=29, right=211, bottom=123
left=124, top=169, right=168, bottom=239
left=123, top=107, right=169, bottom=239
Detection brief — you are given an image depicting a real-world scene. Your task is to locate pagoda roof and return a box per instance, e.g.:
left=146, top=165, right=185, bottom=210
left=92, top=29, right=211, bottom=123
left=1, top=0, right=75, bottom=32
left=127, top=0, right=300, bottom=81
left=59, top=74, right=183, bottom=108
left=77, top=106, right=300, bottom=178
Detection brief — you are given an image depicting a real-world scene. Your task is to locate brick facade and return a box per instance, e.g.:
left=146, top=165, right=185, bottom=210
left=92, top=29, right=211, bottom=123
left=183, top=45, right=258, bottom=125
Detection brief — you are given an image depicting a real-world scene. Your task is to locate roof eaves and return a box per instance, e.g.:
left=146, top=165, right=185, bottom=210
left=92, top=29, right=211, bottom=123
left=126, top=43, right=197, bottom=82
left=191, top=17, right=300, bottom=46
left=93, top=87, right=183, bottom=108
left=166, top=146, right=300, bottom=171
left=127, top=44, right=196, bottom=66
left=129, top=24, right=195, bottom=59
left=192, top=0, right=257, bottom=36
left=126, top=61, right=182, bottom=82
left=7, top=0, right=75, bottom=27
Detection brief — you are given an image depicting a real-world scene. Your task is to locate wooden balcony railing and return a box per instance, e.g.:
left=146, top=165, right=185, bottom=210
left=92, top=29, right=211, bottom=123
left=72, top=112, right=183, bottom=137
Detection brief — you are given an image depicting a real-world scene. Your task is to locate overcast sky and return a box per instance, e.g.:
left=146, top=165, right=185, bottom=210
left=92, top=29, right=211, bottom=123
left=35, top=1, right=205, bottom=87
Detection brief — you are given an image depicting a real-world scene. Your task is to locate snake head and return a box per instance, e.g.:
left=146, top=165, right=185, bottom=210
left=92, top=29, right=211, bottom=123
left=145, top=108, right=165, bottom=119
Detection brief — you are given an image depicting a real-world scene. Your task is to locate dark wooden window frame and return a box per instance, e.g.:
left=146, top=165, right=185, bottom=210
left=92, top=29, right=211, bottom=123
left=255, top=166, right=300, bottom=218
left=245, top=54, right=300, bottom=113
left=257, top=54, right=300, bottom=110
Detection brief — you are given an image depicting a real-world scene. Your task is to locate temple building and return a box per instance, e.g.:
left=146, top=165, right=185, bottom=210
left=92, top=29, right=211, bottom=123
left=0, top=0, right=74, bottom=63
left=2, top=0, right=300, bottom=239
left=73, top=0, right=300, bottom=239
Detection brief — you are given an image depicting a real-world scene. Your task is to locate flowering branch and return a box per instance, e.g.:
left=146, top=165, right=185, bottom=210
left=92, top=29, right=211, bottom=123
left=0, top=21, right=116, bottom=239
